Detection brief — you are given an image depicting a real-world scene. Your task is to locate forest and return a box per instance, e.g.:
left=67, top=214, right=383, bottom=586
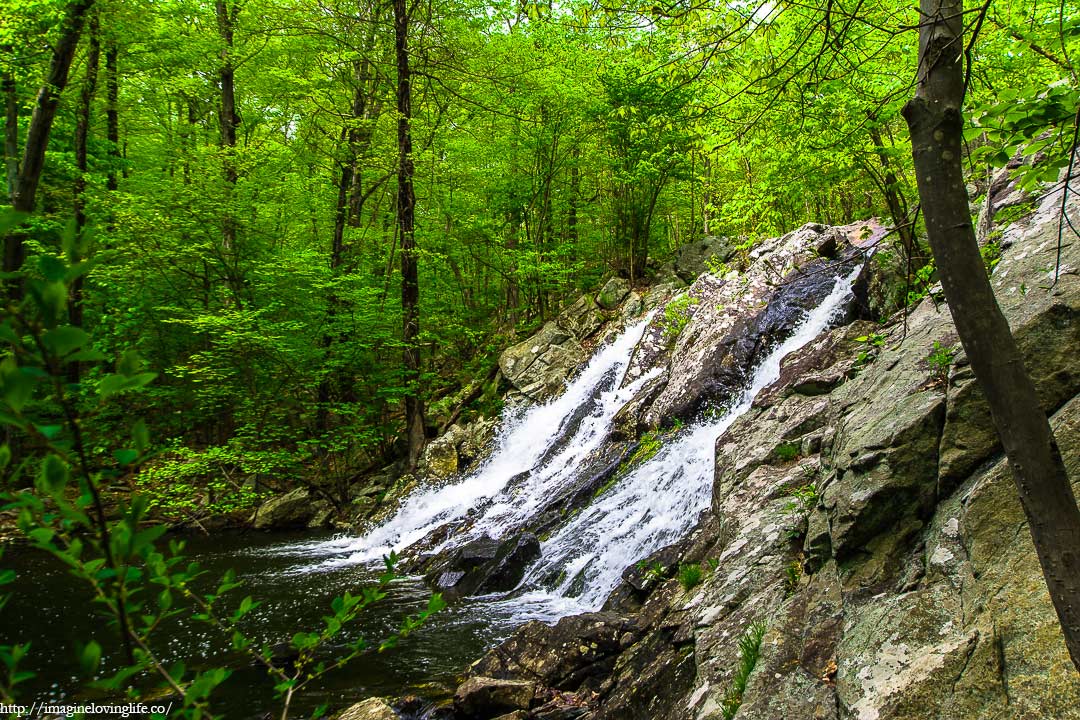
left=1, top=0, right=1079, bottom=717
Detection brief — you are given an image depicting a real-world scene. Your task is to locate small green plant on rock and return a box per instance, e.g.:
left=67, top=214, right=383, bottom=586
left=783, top=484, right=819, bottom=541
left=925, top=341, right=958, bottom=385
left=853, top=332, right=886, bottom=368
left=773, top=442, right=800, bottom=463
left=720, top=620, right=768, bottom=720
left=784, top=560, right=802, bottom=597
left=677, top=563, right=703, bottom=591
left=980, top=242, right=1002, bottom=274
left=662, top=294, right=698, bottom=342
left=637, top=559, right=666, bottom=583
left=706, top=254, right=733, bottom=278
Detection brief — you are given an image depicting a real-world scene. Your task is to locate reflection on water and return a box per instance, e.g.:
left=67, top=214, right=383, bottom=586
left=1, top=530, right=514, bottom=719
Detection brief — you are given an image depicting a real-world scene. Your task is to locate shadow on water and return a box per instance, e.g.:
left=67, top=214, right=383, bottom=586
left=1, top=529, right=510, bottom=719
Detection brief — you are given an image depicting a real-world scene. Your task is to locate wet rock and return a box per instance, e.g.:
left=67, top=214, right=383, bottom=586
left=471, top=612, right=642, bottom=690
left=432, top=533, right=541, bottom=598
left=252, top=487, right=328, bottom=530
left=453, top=677, right=536, bottom=718
left=643, top=242, right=862, bottom=426
left=597, top=278, right=631, bottom=310
left=337, top=698, right=398, bottom=720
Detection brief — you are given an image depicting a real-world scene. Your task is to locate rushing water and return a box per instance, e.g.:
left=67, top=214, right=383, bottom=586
left=273, top=264, right=861, bottom=623
left=287, top=314, right=659, bottom=572
left=2, top=265, right=860, bottom=717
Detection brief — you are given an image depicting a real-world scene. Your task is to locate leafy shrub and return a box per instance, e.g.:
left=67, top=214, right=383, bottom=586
left=662, top=294, right=698, bottom=342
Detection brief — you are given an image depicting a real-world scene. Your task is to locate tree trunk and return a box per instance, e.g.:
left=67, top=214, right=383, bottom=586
left=2, top=48, right=17, bottom=204
left=868, top=124, right=917, bottom=263
left=5, top=0, right=95, bottom=285
left=902, top=0, right=1080, bottom=672
left=394, top=0, right=426, bottom=469
left=73, top=17, right=100, bottom=232
left=69, top=15, right=100, bottom=384
left=104, top=40, right=119, bottom=194
left=216, top=0, right=240, bottom=299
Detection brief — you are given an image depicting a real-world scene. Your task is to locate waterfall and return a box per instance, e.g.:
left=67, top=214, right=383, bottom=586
left=270, top=263, right=860, bottom=630
left=488, top=264, right=862, bottom=622
left=272, top=314, right=657, bottom=571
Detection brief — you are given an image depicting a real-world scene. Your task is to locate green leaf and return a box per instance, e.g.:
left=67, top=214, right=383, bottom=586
left=35, top=455, right=69, bottom=495
left=38, top=255, right=68, bottom=282
left=117, top=349, right=144, bottom=377
left=98, top=372, right=157, bottom=399
left=42, top=326, right=90, bottom=356
left=113, top=448, right=138, bottom=466
left=0, top=210, right=28, bottom=237
left=78, top=640, right=102, bottom=675
left=132, top=420, right=149, bottom=454
left=0, top=357, right=33, bottom=412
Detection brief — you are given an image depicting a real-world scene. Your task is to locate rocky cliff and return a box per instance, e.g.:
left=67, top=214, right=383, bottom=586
left=343, top=173, right=1080, bottom=720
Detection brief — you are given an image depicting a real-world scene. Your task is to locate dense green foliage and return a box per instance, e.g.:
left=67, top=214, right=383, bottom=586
left=0, top=241, right=444, bottom=716
left=1, top=0, right=1076, bottom=500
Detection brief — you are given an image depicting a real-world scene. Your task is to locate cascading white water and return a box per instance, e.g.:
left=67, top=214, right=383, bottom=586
left=267, top=263, right=860, bottom=632
left=271, top=314, right=657, bottom=571
left=488, top=265, right=863, bottom=621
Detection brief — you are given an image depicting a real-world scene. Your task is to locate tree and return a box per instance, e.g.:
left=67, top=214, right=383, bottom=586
left=395, top=0, right=425, bottom=469
left=4, top=0, right=95, bottom=289
left=902, top=0, right=1080, bottom=671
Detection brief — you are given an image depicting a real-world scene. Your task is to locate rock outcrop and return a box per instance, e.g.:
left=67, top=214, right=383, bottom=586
left=437, top=180, right=1080, bottom=718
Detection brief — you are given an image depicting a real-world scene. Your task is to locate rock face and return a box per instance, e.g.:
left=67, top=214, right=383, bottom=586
left=439, top=187, right=1080, bottom=719
left=617, top=219, right=881, bottom=434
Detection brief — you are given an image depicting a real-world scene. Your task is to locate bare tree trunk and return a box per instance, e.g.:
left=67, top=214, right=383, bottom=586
left=73, top=17, right=100, bottom=232
left=69, top=15, right=100, bottom=384
left=394, top=0, right=425, bottom=469
left=902, top=0, right=1080, bottom=672
left=868, top=124, right=917, bottom=262
left=215, top=0, right=241, bottom=303
left=5, top=0, right=95, bottom=288
left=2, top=48, right=17, bottom=204
left=104, top=40, right=118, bottom=195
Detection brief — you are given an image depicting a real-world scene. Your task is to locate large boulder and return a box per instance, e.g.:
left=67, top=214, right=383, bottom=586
left=672, top=236, right=736, bottom=284
left=431, top=533, right=541, bottom=598
left=420, top=427, right=462, bottom=481
left=558, top=294, right=606, bottom=340
left=337, top=698, right=398, bottom=720
left=454, top=677, right=537, bottom=718
left=498, top=321, right=587, bottom=401
left=471, top=612, right=642, bottom=691
left=252, top=487, right=329, bottom=530
left=596, top=278, right=631, bottom=310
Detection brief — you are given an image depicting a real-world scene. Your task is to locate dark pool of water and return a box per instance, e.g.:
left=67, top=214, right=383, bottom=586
left=0, top=530, right=511, bottom=719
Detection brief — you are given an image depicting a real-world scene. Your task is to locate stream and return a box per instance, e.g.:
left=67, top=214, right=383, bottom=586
left=2, top=263, right=861, bottom=718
